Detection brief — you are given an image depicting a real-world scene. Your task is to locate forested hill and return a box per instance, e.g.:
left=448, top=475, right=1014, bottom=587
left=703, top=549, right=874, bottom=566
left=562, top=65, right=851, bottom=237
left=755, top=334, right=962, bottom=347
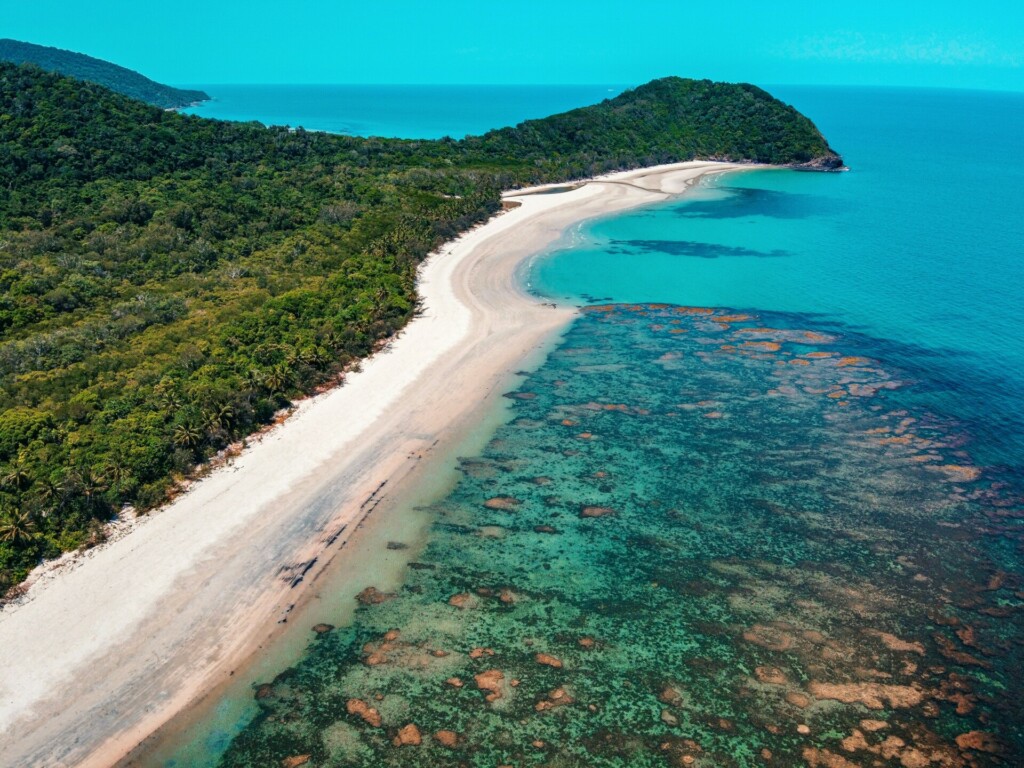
left=0, top=39, right=209, bottom=108
left=0, top=62, right=842, bottom=592
left=469, top=77, right=844, bottom=170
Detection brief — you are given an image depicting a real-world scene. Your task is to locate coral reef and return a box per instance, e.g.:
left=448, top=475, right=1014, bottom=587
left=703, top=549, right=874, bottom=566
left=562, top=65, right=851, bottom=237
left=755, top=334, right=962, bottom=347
left=223, top=306, right=1022, bottom=767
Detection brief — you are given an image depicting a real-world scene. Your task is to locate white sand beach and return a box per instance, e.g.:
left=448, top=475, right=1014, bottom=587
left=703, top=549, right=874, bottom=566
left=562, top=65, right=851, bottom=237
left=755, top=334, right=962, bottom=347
left=0, top=161, right=749, bottom=767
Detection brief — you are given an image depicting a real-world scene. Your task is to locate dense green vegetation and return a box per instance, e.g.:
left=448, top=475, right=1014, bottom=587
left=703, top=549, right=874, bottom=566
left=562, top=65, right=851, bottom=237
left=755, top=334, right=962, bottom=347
left=466, top=78, right=843, bottom=170
left=0, top=39, right=209, bottom=108
left=0, top=62, right=840, bottom=592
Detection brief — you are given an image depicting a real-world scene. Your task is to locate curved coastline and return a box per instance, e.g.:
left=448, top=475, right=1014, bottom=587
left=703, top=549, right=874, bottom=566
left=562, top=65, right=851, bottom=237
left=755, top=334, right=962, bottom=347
left=0, top=160, right=750, bottom=768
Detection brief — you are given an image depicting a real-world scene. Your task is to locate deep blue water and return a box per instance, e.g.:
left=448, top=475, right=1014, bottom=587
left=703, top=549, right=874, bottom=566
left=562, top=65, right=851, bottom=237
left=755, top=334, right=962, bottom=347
left=181, top=84, right=626, bottom=138
left=155, top=85, right=1024, bottom=766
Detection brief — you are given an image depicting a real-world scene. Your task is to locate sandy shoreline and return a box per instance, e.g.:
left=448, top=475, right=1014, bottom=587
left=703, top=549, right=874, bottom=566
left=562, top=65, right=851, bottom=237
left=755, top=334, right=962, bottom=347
left=0, top=160, right=749, bottom=768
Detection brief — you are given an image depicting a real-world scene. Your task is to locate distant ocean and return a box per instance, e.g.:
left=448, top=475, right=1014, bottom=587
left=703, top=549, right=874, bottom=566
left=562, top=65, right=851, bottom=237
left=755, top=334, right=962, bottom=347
left=180, top=84, right=627, bottom=137
left=155, top=85, right=1024, bottom=766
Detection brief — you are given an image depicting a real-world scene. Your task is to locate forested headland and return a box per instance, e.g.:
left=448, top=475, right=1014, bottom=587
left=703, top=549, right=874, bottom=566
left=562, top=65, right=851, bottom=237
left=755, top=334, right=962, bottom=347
left=0, top=39, right=209, bottom=109
left=0, top=62, right=841, bottom=592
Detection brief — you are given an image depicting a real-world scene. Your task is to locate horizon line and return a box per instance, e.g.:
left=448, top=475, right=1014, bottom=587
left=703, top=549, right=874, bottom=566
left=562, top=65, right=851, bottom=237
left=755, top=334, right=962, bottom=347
left=172, top=81, right=1024, bottom=95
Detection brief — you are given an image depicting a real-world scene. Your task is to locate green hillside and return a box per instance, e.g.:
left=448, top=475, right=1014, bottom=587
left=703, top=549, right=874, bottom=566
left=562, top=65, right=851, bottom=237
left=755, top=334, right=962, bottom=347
left=0, top=38, right=208, bottom=108
left=470, top=76, right=844, bottom=169
left=0, top=62, right=841, bottom=591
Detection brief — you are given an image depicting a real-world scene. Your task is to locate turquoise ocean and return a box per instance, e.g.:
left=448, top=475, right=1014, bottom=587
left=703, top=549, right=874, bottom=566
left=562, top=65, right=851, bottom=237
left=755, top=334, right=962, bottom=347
left=153, top=85, right=1024, bottom=767
left=181, top=84, right=626, bottom=138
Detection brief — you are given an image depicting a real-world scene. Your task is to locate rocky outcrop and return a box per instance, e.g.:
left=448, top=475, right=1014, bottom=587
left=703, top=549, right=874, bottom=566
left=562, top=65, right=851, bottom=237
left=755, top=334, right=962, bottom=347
left=535, top=652, right=563, bottom=668
left=434, top=729, right=459, bottom=747
left=807, top=681, right=924, bottom=709
left=475, top=668, right=506, bottom=702
left=791, top=152, right=848, bottom=172
left=355, top=586, right=395, bottom=605
left=393, top=723, right=422, bottom=746
left=346, top=698, right=382, bottom=727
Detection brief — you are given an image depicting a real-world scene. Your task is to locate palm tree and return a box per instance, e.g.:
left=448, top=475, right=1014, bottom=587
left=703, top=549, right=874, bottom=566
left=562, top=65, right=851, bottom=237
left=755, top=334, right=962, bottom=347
left=172, top=422, right=204, bottom=450
left=154, top=380, right=182, bottom=412
left=207, top=404, right=235, bottom=431
left=263, top=364, right=292, bottom=394
left=1, top=451, right=33, bottom=492
left=0, top=507, right=37, bottom=545
left=321, top=330, right=341, bottom=351
left=104, top=458, right=132, bottom=487
left=243, top=367, right=264, bottom=394
left=285, top=346, right=303, bottom=368
left=75, top=468, right=109, bottom=512
left=302, top=346, right=329, bottom=368
left=34, top=475, right=67, bottom=513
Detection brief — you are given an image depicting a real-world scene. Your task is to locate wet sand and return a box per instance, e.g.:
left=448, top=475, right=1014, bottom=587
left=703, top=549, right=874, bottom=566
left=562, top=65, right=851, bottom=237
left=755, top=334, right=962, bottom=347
left=0, top=161, right=749, bottom=768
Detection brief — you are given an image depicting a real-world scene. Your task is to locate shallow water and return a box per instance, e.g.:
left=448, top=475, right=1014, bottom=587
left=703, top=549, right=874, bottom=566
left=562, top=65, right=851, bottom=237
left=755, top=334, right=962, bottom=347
left=210, top=306, right=1023, bottom=767
left=155, top=86, right=1024, bottom=767
left=528, top=86, right=1024, bottom=468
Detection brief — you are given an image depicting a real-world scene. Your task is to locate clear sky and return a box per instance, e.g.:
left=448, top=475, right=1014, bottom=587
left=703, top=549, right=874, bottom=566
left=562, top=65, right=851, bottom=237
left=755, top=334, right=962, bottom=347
left=3, top=1, right=1022, bottom=91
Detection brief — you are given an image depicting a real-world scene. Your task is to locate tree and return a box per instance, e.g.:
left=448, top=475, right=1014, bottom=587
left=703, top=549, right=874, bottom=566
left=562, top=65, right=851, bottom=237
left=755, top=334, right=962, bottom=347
left=263, top=365, right=293, bottom=394
left=205, top=404, right=235, bottom=433
left=172, top=423, right=204, bottom=450
left=1, top=450, right=33, bottom=492
left=0, top=507, right=37, bottom=545
left=70, top=468, right=109, bottom=513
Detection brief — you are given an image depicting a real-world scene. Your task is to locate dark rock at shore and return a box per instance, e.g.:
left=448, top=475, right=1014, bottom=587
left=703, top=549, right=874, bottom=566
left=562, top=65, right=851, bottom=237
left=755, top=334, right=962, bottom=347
left=792, top=153, right=848, bottom=172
